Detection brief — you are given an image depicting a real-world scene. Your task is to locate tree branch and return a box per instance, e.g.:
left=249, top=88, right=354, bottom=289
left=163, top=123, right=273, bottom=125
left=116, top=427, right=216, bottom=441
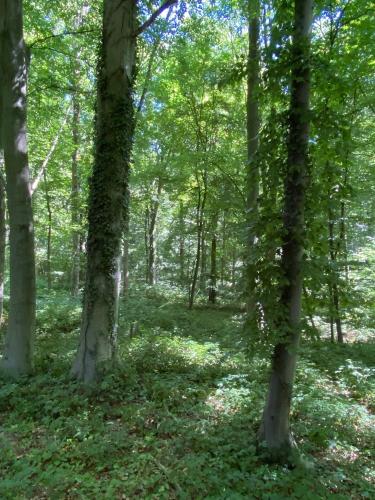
left=30, top=106, right=71, bottom=196
left=29, top=29, right=98, bottom=49
left=135, top=5, right=174, bottom=122
left=135, top=0, right=177, bottom=37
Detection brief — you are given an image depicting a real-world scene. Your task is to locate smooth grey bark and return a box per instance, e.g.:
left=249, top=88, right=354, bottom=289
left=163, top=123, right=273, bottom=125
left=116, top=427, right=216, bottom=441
left=245, top=0, right=260, bottom=329
left=0, top=0, right=36, bottom=377
left=71, top=0, right=137, bottom=383
left=0, top=157, right=5, bottom=324
left=259, top=0, right=313, bottom=463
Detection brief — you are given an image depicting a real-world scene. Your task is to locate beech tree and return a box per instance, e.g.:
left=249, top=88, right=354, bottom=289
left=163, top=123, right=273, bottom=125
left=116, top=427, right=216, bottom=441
left=258, top=0, right=313, bottom=462
left=71, top=0, right=177, bottom=383
left=245, top=0, right=260, bottom=331
left=0, top=0, right=36, bottom=377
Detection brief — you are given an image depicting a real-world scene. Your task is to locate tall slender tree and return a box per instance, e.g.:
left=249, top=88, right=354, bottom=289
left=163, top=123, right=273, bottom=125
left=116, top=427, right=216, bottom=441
left=0, top=154, right=5, bottom=325
left=258, top=0, right=313, bottom=462
left=0, top=0, right=36, bottom=377
left=245, top=0, right=261, bottom=331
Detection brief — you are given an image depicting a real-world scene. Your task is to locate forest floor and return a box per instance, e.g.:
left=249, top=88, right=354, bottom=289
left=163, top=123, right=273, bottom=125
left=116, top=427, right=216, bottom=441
left=0, top=286, right=374, bottom=499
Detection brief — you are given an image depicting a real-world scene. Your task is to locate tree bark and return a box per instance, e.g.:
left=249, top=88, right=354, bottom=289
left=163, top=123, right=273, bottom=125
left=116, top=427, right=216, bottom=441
left=43, top=169, right=52, bottom=290
left=71, top=93, right=81, bottom=296
left=71, top=0, right=137, bottom=383
left=259, top=0, right=312, bottom=463
left=0, top=157, right=5, bottom=324
left=208, top=213, right=218, bottom=304
left=0, top=0, right=36, bottom=377
left=199, top=220, right=207, bottom=291
left=189, top=171, right=207, bottom=309
left=178, top=200, right=185, bottom=286
left=147, top=178, right=162, bottom=285
left=220, top=209, right=227, bottom=286
left=245, top=0, right=260, bottom=329
left=328, top=213, right=343, bottom=343
left=122, top=190, right=130, bottom=299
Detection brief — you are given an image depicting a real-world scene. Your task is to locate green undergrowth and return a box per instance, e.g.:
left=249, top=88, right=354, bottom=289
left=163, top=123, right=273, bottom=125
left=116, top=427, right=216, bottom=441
left=0, top=289, right=374, bottom=498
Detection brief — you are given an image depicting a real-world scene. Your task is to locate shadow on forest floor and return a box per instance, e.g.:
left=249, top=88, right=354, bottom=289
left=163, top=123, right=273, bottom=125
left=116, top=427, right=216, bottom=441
left=0, top=290, right=374, bottom=498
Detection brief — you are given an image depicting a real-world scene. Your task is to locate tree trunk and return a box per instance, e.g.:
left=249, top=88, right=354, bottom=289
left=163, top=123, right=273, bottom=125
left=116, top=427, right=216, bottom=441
left=231, top=248, right=236, bottom=289
left=71, top=0, right=137, bottom=383
left=122, top=198, right=130, bottom=299
left=43, top=169, right=52, bottom=290
left=71, top=93, right=81, bottom=296
left=0, top=0, right=36, bottom=377
left=147, top=178, right=162, bottom=285
left=199, top=220, right=207, bottom=291
left=189, top=171, right=207, bottom=309
left=208, top=213, right=218, bottom=304
left=259, top=0, right=312, bottom=463
left=144, top=206, right=150, bottom=282
left=328, top=208, right=344, bottom=343
left=220, top=209, right=227, bottom=286
left=0, top=157, right=5, bottom=324
left=245, top=0, right=260, bottom=329
left=178, top=200, right=185, bottom=286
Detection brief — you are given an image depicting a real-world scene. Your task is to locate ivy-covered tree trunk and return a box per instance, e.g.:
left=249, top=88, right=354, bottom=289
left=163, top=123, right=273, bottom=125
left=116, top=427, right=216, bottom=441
left=245, top=0, right=260, bottom=329
left=0, top=0, right=36, bottom=377
left=259, top=0, right=312, bottom=463
left=71, top=0, right=136, bottom=383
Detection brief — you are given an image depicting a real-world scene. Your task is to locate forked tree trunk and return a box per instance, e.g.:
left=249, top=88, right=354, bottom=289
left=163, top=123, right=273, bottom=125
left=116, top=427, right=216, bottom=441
left=71, top=0, right=137, bottom=383
left=259, top=0, right=312, bottom=463
left=0, top=0, right=36, bottom=377
left=245, top=0, right=260, bottom=329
